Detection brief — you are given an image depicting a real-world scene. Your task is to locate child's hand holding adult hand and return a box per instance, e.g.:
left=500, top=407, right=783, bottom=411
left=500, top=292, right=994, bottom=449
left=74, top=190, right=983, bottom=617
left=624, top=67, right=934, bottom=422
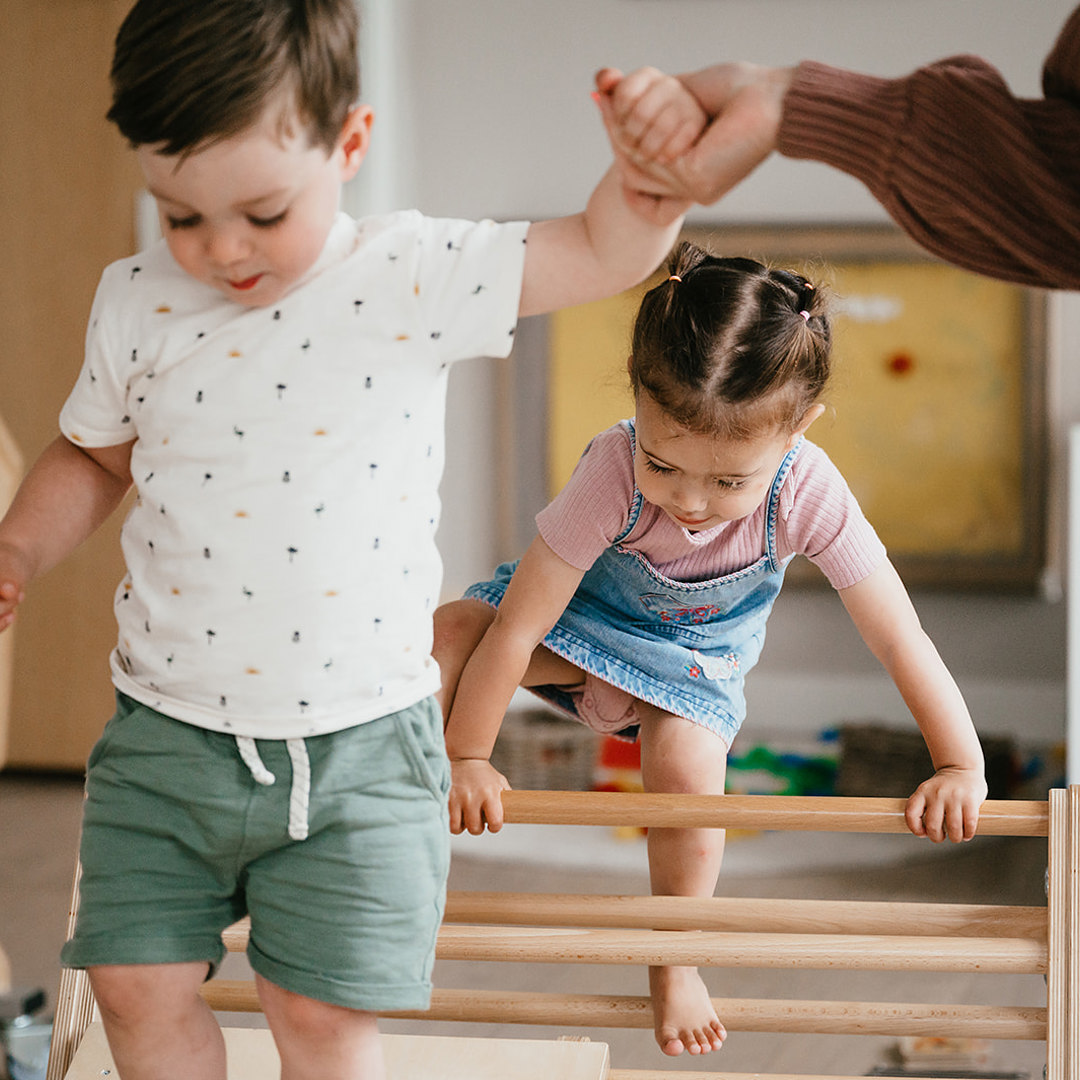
left=597, top=66, right=709, bottom=166
left=448, top=758, right=512, bottom=836
left=905, top=766, right=988, bottom=843
left=592, top=67, right=696, bottom=227
left=596, top=62, right=795, bottom=209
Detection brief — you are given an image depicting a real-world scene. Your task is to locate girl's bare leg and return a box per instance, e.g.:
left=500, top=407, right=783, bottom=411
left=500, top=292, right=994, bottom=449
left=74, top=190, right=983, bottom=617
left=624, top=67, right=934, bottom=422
left=637, top=705, right=728, bottom=1057
left=434, top=597, right=587, bottom=720
left=432, top=599, right=498, bottom=719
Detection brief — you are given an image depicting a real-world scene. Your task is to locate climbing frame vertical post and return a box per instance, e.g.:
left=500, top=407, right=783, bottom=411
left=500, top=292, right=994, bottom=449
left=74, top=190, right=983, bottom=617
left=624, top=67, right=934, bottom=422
left=1048, top=785, right=1080, bottom=1080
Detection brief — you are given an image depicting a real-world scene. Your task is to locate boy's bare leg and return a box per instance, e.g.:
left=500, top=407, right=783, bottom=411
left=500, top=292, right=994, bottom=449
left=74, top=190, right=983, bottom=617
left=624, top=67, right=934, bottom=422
left=638, top=706, right=728, bottom=1057
left=90, top=962, right=226, bottom=1080
left=257, top=975, right=385, bottom=1080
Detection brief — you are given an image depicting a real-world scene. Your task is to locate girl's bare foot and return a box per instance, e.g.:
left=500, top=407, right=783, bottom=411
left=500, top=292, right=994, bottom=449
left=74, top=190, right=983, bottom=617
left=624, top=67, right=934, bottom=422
left=649, top=965, right=726, bottom=1056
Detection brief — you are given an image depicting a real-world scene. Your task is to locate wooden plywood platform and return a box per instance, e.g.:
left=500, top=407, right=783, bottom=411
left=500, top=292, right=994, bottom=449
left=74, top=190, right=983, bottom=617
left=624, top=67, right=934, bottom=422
left=63, top=1022, right=611, bottom=1080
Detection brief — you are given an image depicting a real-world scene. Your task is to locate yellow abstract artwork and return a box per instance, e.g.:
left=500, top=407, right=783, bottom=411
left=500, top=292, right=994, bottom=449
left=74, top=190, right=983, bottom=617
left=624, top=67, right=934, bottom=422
left=546, top=227, right=1045, bottom=589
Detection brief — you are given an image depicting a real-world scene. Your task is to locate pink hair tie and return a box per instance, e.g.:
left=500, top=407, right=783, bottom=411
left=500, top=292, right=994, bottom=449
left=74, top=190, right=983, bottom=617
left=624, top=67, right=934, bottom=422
left=799, top=310, right=811, bottom=322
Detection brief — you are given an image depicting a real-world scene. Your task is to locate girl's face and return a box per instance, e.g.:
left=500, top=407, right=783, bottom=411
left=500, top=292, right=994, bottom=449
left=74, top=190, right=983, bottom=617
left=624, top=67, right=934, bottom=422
left=633, top=391, right=822, bottom=532
left=137, top=104, right=372, bottom=308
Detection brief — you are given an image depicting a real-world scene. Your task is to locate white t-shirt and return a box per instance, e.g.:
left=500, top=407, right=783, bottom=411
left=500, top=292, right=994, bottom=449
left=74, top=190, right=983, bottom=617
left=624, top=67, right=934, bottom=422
left=61, top=210, right=528, bottom=739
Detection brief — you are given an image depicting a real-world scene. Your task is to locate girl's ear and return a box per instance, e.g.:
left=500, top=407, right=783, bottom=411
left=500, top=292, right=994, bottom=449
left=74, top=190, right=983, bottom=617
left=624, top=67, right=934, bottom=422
left=786, top=402, right=826, bottom=448
left=337, top=105, right=374, bottom=181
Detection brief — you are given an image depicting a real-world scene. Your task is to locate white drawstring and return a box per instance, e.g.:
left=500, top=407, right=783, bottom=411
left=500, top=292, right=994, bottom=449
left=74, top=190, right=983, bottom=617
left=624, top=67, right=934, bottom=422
left=236, top=736, right=276, bottom=785
left=285, top=738, right=311, bottom=842
left=235, top=735, right=311, bottom=841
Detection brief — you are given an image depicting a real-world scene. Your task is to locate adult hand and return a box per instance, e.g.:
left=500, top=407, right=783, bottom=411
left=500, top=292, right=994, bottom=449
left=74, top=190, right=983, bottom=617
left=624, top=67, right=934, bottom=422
left=598, top=62, right=795, bottom=207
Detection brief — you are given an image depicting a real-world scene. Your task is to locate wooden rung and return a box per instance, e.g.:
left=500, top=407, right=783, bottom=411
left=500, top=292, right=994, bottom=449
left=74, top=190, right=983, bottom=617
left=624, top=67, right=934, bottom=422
left=434, top=925, right=1046, bottom=974
left=444, top=892, right=1047, bottom=940
left=220, top=923, right=1045, bottom=972
left=201, top=983, right=1046, bottom=1041
left=219, top=900, right=1046, bottom=957
left=500, top=791, right=1049, bottom=836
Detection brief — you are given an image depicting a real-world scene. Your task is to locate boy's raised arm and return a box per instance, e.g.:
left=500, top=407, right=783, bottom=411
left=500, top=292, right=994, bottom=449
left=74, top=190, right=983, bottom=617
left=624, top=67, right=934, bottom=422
left=518, top=91, right=692, bottom=318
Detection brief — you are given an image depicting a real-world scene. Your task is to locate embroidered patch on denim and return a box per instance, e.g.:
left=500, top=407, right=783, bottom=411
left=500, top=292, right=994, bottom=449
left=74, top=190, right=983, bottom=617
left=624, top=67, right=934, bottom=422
left=685, top=649, right=740, bottom=681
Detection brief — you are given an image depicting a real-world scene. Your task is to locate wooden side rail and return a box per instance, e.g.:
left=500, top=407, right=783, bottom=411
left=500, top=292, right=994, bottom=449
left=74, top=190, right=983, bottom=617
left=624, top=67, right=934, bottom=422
left=498, top=791, right=1050, bottom=836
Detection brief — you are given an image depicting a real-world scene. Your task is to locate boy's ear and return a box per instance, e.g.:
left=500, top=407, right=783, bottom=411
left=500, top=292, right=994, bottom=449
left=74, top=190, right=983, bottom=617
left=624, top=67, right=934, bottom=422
left=337, top=105, right=374, bottom=180
left=787, top=402, right=826, bottom=448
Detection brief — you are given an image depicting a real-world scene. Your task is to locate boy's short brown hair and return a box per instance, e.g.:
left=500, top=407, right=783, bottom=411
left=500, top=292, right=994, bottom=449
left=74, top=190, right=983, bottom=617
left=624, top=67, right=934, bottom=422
left=108, top=0, right=360, bottom=155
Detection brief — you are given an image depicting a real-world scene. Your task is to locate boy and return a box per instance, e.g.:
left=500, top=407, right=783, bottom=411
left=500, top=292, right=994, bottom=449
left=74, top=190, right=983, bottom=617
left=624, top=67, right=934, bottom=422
left=0, top=2, right=687, bottom=1077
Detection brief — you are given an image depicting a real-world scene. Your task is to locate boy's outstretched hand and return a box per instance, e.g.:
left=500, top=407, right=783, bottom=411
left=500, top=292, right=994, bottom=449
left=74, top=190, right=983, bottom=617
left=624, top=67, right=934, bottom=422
left=905, top=766, right=988, bottom=843
left=448, top=758, right=512, bottom=836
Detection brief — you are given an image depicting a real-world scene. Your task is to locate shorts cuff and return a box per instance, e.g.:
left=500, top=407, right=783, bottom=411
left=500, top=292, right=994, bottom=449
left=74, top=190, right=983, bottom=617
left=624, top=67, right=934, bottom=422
left=61, top=933, right=226, bottom=977
left=248, top=943, right=434, bottom=1012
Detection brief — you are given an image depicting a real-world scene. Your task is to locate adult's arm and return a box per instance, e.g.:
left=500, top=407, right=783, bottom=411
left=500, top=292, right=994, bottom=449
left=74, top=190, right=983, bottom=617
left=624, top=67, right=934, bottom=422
left=780, top=6, right=1080, bottom=289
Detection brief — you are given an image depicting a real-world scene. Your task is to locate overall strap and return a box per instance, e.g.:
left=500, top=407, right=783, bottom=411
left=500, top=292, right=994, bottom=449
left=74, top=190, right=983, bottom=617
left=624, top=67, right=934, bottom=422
left=764, top=438, right=803, bottom=573
left=613, top=419, right=645, bottom=545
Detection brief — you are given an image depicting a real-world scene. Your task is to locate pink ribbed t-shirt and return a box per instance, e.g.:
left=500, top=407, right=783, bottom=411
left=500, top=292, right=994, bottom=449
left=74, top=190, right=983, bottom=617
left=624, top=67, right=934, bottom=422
left=536, top=423, right=886, bottom=590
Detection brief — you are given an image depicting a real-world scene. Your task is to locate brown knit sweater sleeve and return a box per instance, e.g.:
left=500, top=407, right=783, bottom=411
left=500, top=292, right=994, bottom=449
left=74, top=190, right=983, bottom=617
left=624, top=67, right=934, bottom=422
left=777, top=6, right=1080, bottom=290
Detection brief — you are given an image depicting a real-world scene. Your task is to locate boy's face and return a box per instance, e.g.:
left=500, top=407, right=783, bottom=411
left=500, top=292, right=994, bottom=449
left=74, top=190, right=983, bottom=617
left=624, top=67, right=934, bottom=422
left=138, top=105, right=372, bottom=308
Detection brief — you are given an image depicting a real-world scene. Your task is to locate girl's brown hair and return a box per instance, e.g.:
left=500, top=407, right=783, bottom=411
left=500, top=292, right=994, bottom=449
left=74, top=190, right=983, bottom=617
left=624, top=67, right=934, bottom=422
left=108, top=0, right=359, bottom=155
left=629, top=241, right=832, bottom=439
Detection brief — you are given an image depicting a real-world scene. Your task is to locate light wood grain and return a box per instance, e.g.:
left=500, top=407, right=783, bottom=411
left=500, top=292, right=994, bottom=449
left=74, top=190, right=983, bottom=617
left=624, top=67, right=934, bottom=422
left=500, top=790, right=1049, bottom=836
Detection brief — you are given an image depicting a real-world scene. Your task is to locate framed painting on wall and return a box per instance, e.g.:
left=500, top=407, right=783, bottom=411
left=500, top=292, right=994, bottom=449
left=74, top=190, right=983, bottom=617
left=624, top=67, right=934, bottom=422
left=544, top=225, right=1047, bottom=590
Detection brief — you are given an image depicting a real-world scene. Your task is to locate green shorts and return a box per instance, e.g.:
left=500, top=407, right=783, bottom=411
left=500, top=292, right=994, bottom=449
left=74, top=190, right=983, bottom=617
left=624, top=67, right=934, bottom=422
left=62, top=692, right=451, bottom=1012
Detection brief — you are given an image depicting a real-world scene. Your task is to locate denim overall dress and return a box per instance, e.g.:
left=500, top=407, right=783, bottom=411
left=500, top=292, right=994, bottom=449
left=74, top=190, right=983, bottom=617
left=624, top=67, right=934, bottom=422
left=466, top=425, right=802, bottom=747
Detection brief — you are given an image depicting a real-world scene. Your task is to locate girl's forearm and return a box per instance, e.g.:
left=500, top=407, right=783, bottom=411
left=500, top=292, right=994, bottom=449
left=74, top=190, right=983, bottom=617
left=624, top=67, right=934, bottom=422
left=878, top=630, right=983, bottom=772
left=443, top=628, right=536, bottom=762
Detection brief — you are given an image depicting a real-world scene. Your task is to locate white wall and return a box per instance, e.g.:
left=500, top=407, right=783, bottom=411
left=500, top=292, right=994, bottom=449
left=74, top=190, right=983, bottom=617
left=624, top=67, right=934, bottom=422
left=354, top=0, right=1078, bottom=748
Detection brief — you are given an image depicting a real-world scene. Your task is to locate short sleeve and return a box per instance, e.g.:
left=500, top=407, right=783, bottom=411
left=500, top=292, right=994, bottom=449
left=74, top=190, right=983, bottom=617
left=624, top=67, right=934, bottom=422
left=414, top=216, right=529, bottom=364
left=59, top=265, right=136, bottom=448
left=536, top=423, right=636, bottom=572
left=778, top=442, right=887, bottom=590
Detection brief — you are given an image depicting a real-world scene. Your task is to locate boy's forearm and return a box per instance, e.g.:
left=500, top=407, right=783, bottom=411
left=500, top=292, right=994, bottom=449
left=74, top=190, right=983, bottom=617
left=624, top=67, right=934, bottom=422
left=582, top=164, right=684, bottom=289
left=519, top=166, right=683, bottom=317
left=0, top=436, right=131, bottom=584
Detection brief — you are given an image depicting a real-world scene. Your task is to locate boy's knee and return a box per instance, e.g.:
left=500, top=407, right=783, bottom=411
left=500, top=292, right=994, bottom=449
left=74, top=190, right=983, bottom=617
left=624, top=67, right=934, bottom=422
left=257, top=976, right=378, bottom=1042
left=89, top=962, right=209, bottom=1023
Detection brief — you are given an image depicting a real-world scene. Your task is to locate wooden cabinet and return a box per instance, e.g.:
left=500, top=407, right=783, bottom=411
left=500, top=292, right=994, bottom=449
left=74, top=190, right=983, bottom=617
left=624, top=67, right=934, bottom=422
left=0, top=1, right=141, bottom=770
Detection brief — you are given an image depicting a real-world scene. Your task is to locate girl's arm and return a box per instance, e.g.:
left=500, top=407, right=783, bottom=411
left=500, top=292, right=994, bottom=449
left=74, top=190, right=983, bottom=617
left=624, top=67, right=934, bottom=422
left=444, top=535, right=586, bottom=834
left=0, top=436, right=133, bottom=632
left=838, top=559, right=986, bottom=843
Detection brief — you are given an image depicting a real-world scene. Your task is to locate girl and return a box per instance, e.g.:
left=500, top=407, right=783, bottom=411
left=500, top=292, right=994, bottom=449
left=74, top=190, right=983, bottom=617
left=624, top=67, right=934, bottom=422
left=434, top=241, right=987, bottom=1059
